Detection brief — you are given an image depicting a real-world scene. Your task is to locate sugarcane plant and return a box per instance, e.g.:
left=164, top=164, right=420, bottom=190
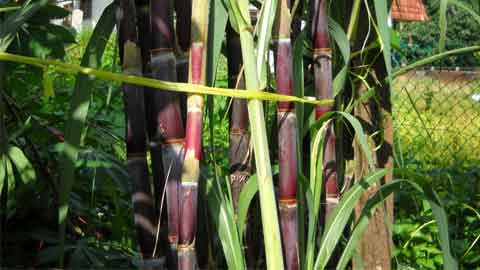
left=273, top=0, right=299, bottom=268
left=312, top=0, right=338, bottom=222
left=149, top=0, right=187, bottom=267
left=118, top=0, right=157, bottom=259
left=0, top=0, right=469, bottom=269
left=178, top=0, right=210, bottom=268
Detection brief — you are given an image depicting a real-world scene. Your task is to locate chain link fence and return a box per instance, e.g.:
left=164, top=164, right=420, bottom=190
left=393, top=69, right=480, bottom=169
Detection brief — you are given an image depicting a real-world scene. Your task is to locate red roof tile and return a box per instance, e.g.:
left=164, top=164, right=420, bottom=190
left=391, top=0, right=428, bottom=21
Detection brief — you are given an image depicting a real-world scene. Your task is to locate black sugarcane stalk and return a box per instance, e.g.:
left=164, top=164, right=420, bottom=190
left=312, top=0, right=338, bottom=222
left=134, top=0, right=151, bottom=72
left=150, top=0, right=186, bottom=268
left=273, top=0, right=299, bottom=268
left=118, top=0, right=157, bottom=259
left=226, top=23, right=251, bottom=216
left=174, top=0, right=191, bottom=122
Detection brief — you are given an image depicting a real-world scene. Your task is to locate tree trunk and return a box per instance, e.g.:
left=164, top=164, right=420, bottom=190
left=353, top=81, right=393, bottom=270
left=352, top=3, right=394, bottom=269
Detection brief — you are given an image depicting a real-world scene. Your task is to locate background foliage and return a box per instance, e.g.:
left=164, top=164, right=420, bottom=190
left=393, top=0, right=480, bottom=67
left=0, top=0, right=479, bottom=269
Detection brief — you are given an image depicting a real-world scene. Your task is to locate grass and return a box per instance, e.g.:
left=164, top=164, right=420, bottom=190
left=393, top=71, right=480, bottom=169
left=392, top=71, right=480, bottom=269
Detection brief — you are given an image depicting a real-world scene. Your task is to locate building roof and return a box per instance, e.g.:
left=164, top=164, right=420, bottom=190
left=391, top=0, right=428, bottom=21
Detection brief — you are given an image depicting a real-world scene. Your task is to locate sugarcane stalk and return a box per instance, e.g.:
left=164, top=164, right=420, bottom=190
left=118, top=0, right=157, bottom=259
left=175, top=0, right=192, bottom=53
left=273, top=0, right=299, bottom=268
left=229, top=0, right=285, bottom=268
left=134, top=0, right=151, bottom=72
left=178, top=0, right=209, bottom=268
left=226, top=22, right=258, bottom=267
left=312, top=0, right=338, bottom=221
left=174, top=0, right=191, bottom=121
left=150, top=0, right=186, bottom=267
left=135, top=0, right=170, bottom=223
left=226, top=23, right=251, bottom=215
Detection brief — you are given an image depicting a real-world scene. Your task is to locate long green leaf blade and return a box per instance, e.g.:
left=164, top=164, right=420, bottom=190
left=337, top=180, right=406, bottom=269
left=57, top=3, right=117, bottom=266
left=314, top=169, right=388, bottom=269
left=207, top=179, right=245, bottom=269
left=8, top=146, right=35, bottom=184
left=373, top=0, right=392, bottom=77
left=0, top=0, right=48, bottom=52
left=395, top=169, right=458, bottom=270
left=207, top=0, right=228, bottom=86
left=328, top=17, right=350, bottom=96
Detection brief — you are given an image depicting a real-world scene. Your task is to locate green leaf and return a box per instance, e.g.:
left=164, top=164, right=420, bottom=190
left=438, top=0, right=448, bottom=52
left=0, top=6, right=22, bottom=13
left=0, top=0, right=48, bottom=52
left=223, top=0, right=251, bottom=32
left=373, top=0, right=392, bottom=77
left=255, top=0, right=277, bottom=88
left=448, top=0, right=480, bottom=25
left=329, top=17, right=350, bottom=96
left=237, top=164, right=278, bottom=237
left=204, top=0, right=228, bottom=156
left=314, top=169, right=388, bottom=270
left=43, top=68, right=54, bottom=98
left=390, top=28, right=401, bottom=50
left=0, top=155, right=5, bottom=194
left=338, top=112, right=376, bottom=169
left=393, top=46, right=480, bottom=78
left=206, top=0, right=228, bottom=87
left=8, top=116, right=32, bottom=142
left=337, top=179, right=406, bottom=269
left=207, top=178, right=245, bottom=270
left=57, top=3, right=117, bottom=266
left=5, top=154, right=15, bottom=195
left=237, top=174, right=258, bottom=237
left=36, top=245, right=75, bottom=265
left=29, top=4, right=70, bottom=23
left=8, top=146, right=36, bottom=184
left=395, top=169, right=458, bottom=270
left=305, top=119, right=331, bottom=270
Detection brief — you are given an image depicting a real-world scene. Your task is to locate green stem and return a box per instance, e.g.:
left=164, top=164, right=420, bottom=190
left=393, top=45, right=480, bottom=77
left=0, top=52, right=332, bottom=106
left=346, top=0, right=361, bottom=41
left=237, top=8, right=285, bottom=270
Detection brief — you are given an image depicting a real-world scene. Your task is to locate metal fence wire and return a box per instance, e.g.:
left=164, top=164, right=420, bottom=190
left=393, top=69, right=480, bottom=169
